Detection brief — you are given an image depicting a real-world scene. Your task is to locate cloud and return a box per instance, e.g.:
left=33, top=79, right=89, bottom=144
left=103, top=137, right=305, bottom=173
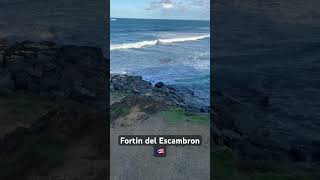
left=162, top=2, right=174, bottom=9
left=146, top=0, right=174, bottom=10
left=146, top=0, right=209, bottom=11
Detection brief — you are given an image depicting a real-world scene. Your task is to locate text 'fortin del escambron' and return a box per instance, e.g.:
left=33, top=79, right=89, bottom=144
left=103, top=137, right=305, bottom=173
left=118, top=135, right=202, bottom=146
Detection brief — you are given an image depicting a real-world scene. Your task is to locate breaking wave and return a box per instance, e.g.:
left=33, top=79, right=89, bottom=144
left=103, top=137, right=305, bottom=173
left=110, top=34, right=210, bottom=51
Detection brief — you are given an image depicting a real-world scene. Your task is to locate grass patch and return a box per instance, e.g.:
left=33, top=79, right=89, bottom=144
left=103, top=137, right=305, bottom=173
left=159, top=107, right=209, bottom=124
left=212, top=147, right=315, bottom=180
left=110, top=91, right=128, bottom=104
left=188, top=113, right=210, bottom=123
left=160, top=108, right=186, bottom=123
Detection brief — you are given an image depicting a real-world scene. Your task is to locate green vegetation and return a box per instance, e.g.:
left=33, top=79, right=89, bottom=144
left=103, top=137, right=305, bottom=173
left=188, top=113, right=209, bottom=123
left=110, top=91, right=128, bottom=104
left=212, top=147, right=315, bottom=180
left=159, top=107, right=209, bottom=124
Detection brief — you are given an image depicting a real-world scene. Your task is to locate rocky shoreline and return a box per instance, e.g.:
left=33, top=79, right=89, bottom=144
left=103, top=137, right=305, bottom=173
left=0, top=40, right=107, bottom=109
left=0, top=40, right=108, bottom=179
left=110, top=74, right=210, bottom=114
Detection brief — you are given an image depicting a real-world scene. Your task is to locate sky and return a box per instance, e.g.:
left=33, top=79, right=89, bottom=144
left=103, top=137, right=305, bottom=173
left=110, top=0, right=210, bottom=20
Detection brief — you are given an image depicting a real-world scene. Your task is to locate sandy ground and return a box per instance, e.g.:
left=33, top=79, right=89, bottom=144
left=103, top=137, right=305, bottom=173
left=110, top=113, right=210, bottom=180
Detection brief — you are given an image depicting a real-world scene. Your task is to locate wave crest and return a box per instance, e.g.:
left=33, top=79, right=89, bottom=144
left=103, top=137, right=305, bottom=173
left=110, top=34, right=210, bottom=51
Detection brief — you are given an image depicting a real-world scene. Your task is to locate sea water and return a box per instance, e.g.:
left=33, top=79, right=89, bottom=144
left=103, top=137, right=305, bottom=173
left=110, top=18, right=210, bottom=106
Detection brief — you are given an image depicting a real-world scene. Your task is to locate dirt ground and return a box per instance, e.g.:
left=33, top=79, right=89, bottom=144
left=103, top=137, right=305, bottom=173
left=110, top=112, right=210, bottom=180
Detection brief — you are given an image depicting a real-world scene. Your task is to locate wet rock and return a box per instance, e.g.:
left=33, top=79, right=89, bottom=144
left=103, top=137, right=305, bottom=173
left=110, top=74, right=207, bottom=113
left=200, top=106, right=210, bottom=113
left=155, top=82, right=165, bottom=88
left=111, top=75, right=152, bottom=93
left=168, top=86, right=176, bottom=92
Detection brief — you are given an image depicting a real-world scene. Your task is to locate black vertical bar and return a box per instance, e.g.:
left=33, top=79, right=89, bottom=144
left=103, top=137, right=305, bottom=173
left=106, top=0, right=110, bottom=179
left=210, top=0, right=215, bottom=179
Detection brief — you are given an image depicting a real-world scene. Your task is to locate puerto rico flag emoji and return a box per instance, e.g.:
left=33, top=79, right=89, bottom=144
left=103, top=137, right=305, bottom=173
left=154, top=146, right=166, bottom=157
left=157, top=148, right=165, bottom=154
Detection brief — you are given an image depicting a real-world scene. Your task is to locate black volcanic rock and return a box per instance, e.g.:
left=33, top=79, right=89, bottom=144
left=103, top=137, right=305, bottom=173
left=0, top=40, right=107, bottom=109
left=155, top=82, right=165, bottom=88
left=110, top=74, right=208, bottom=113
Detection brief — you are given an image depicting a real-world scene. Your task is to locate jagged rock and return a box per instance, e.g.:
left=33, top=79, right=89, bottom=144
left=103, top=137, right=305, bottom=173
left=155, top=82, right=165, bottom=88
left=0, top=40, right=107, bottom=108
left=110, top=74, right=208, bottom=113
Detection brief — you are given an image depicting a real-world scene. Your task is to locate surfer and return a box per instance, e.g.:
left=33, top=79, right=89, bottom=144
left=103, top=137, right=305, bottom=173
left=156, top=39, right=160, bottom=45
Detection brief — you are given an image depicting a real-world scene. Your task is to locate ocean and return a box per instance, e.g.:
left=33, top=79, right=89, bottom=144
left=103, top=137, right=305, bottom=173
left=110, top=18, right=210, bottom=106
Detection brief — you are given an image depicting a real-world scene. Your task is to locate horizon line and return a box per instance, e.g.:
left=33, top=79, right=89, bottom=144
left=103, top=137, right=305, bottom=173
left=110, top=17, right=210, bottom=21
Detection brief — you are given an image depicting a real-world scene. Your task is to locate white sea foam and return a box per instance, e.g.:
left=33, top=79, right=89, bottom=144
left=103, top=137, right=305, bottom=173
left=110, top=40, right=158, bottom=50
left=110, top=34, right=210, bottom=51
left=158, top=34, right=210, bottom=44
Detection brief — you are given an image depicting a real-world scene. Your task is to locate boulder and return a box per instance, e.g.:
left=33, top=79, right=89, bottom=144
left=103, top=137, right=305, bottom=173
left=110, top=74, right=209, bottom=113
left=155, top=82, right=165, bottom=88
